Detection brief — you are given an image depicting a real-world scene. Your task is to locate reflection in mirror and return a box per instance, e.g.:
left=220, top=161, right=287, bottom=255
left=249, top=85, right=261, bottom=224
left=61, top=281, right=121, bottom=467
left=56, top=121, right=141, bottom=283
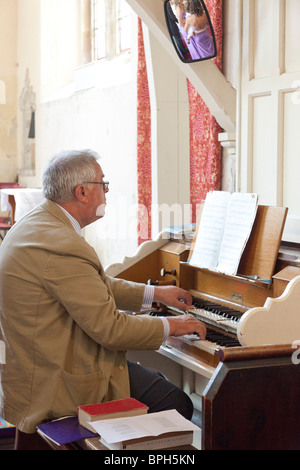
left=164, top=0, right=217, bottom=63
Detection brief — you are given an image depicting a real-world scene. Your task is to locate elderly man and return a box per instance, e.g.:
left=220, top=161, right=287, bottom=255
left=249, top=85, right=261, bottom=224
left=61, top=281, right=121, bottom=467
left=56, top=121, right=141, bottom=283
left=0, top=149, right=206, bottom=435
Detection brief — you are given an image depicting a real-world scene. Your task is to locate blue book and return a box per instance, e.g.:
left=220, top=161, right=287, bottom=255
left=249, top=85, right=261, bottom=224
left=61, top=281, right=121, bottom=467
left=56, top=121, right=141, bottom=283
left=0, top=417, right=15, bottom=439
left=36, top=416, right=98, bottom=446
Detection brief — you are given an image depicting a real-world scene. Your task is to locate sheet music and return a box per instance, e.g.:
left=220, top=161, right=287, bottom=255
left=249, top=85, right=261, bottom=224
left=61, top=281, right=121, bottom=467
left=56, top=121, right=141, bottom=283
left=190, top=191, right=231, bottom=270
left=216, top=192, right=258, bottom=274
left=89, top=410, right=199, bottom=444
left=190, top=191, right=258, bottom=275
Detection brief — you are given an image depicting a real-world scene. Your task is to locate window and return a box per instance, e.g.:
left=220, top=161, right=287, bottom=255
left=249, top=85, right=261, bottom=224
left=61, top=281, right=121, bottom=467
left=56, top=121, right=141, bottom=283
left=117, top=0, right=131, bottom=53
left=91, top=0, right=132, bottom=61
left=91, top=0, right=106, bottom=60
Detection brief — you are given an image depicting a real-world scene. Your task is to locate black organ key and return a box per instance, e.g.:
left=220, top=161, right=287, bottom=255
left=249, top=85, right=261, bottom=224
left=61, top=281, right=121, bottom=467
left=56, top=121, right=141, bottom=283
left=192, top=296, right=243, bottom=321
left=206, top=327, right=240, bottom=347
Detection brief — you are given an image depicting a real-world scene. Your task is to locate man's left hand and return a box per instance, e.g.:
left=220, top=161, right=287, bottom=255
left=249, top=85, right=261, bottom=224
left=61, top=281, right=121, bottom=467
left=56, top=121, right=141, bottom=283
left=153, top=285, right=193, bottom=312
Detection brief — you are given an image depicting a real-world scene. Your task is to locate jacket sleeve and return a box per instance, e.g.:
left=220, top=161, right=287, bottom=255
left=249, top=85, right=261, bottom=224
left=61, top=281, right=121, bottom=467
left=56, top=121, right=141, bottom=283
left=42, top=250, right=164, bottom=351
left=107, top=276, right=146, bottom=312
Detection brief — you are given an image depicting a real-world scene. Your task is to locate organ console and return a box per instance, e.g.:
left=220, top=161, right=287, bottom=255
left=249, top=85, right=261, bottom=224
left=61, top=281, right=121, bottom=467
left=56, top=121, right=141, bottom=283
left=106, top=203, right=300, bottom=449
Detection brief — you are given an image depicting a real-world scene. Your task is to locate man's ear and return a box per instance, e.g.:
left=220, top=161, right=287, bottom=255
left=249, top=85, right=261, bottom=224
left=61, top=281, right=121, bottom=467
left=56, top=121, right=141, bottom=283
left=74, top=184, right=88, bottom=202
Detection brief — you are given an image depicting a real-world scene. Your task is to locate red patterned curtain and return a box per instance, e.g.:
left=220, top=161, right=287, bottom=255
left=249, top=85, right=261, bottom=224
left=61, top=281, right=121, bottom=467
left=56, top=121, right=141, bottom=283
left=137, top=18, right=151, bottom=245
left=137, top=1, right=223, bottom=242
left=188, top=0, right=223, bottom=223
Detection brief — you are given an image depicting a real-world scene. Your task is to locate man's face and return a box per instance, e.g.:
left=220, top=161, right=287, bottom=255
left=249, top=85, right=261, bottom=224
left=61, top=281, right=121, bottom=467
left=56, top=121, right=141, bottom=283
left=85, top=163, right=109, bottom=223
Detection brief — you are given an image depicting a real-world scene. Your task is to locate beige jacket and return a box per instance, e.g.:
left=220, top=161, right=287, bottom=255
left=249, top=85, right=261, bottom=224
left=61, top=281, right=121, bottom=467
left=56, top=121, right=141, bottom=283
left=0, top=200, right=164, bottom=433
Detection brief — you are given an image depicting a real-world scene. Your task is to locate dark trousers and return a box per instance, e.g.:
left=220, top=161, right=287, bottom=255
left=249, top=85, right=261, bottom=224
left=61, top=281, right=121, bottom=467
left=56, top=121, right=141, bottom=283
left=127, top=361, right=193, bottom=420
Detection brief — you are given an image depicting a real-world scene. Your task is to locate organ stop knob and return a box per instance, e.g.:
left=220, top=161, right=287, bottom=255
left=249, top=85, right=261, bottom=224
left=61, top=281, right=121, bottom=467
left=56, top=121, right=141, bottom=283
left=160, top=268, right=176, bottom=277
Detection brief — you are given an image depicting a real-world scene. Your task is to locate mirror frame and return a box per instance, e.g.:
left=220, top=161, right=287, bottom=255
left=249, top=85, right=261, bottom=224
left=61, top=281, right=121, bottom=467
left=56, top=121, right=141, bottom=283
left=164, top=0, right=217, bottom=64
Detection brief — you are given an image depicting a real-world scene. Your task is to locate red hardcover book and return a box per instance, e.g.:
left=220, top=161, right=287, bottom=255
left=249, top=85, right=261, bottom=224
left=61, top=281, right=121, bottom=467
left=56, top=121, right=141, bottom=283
left=77, top=398, right=148, bottom=432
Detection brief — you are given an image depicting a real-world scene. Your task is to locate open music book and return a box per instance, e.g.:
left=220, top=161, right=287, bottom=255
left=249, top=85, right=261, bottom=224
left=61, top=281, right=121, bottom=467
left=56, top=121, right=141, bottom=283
left=190, top=191, right=258, bottom=275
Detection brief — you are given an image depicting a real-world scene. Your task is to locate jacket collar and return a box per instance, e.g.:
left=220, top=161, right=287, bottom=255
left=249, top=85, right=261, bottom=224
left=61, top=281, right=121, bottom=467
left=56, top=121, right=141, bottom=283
left=40, top=199, right=78, bottom=232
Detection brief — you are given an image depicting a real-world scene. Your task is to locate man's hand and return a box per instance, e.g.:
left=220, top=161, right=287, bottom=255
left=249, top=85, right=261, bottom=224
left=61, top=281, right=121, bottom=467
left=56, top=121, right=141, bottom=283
left=153, top=285, right=193, bottom=312
left=153, top=285, right=206, bottom=340
left=166, top=315, right=206, bottom=340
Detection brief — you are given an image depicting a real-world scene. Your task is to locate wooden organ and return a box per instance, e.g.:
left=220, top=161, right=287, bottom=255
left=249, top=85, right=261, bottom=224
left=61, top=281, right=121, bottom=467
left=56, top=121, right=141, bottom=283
left=106, top=204, right=300, bottom=449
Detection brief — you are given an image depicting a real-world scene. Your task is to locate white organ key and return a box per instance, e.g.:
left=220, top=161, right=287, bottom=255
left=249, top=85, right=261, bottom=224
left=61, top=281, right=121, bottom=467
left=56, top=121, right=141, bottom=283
left=182, top=334, right=218, bottom=354
left=217, top=319, right=238, bottom=334
left=193, top=339, right=218, bottom=354
left=188, top=307, right=238, bottom=334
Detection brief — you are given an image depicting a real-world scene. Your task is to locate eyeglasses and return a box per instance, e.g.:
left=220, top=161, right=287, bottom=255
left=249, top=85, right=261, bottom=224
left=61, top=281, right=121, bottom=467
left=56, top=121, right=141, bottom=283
left=83, top=181, right=109, bottom=191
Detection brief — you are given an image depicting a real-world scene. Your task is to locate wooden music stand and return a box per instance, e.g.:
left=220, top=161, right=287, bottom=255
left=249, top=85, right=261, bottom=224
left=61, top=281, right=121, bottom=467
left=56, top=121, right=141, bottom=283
left=188, top=204, right=288, bottom=284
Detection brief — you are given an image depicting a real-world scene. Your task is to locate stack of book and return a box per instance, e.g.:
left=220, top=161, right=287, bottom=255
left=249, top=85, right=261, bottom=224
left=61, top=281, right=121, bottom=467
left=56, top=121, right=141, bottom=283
left=36, top=399, right=200, bottom=450
left=87, top=408, right=199, bottom=450
left=77, top=398, right=149, bottom=432
left=166, top=223, right=196, bottom=242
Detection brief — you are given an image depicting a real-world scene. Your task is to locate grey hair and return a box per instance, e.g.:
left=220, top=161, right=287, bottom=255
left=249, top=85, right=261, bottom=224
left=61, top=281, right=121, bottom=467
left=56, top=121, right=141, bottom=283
left=42, top=149, right=100, bottom=202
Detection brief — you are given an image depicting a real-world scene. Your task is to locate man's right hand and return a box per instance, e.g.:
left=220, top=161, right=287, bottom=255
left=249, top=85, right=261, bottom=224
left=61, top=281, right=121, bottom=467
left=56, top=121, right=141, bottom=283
left=166, top=315, right=206, bottom=340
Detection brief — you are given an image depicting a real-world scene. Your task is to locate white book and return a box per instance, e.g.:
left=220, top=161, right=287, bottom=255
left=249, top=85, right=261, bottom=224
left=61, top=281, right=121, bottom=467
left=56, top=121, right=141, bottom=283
left=89, top=409, right=199, bottom=450
left=190, top=191, right=258, bottom=275
left=100, top=430, right=193, bottom=450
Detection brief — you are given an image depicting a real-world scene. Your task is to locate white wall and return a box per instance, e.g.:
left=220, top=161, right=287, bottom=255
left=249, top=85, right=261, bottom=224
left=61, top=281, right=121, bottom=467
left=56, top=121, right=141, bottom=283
left=239, top=0, right=300, bottom=242
left=37, top=4, right=139, bottom=268
left=0, top=0, right=18, bottom=182
left=40, top=0, right=82, bottom=101
left=40, top=57, right=139, bottom=267
left=14, top=0, right=140, bottom=267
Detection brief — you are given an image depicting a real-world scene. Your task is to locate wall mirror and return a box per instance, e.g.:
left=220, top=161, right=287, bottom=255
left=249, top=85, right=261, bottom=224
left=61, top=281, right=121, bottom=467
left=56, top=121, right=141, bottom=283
left=164, top=0, right=217, bottom=63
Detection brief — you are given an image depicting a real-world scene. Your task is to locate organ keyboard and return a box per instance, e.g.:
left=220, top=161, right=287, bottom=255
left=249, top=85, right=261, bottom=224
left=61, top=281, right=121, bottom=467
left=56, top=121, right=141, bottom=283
left=189, top=295, right=244, bottom=334
left=149, top=294, right=242, bottom=364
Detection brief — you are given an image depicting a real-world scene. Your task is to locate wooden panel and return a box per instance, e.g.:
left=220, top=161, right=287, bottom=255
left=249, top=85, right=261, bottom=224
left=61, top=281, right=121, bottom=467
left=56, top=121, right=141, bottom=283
left=240, top=0, right=300, bottom=245
left=252, top=94, right=276, bottom=203
left=158, top=242, right=189, bottom=286
left=117, top=241, right=189, bottom=286
left=273, top=265, right=300, bottom=297
left=202, top=346, right=300, bottom=449
left=217, top=343, right=295, bottom=362
left=117, top=251, right=160, bottom=284
left=252, top=0, right=274, bottom=78
left=238, top=205, right=288, bottom=281
left=193, top=269, right=270, bottom=308
left=180, top=262, right=270, bottom=309
left=158, top=251, right=181, bottom=286
left=285, top=0, right=300, bottom=72
left=283, top=91, right=300, bottom=214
